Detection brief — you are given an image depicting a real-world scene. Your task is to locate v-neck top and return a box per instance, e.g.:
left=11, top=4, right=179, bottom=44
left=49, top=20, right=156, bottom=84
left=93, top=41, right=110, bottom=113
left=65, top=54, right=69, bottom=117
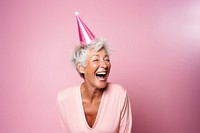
left=78, top=84, right=105, bottom=129
left=57, top=83, right=132, bottom=133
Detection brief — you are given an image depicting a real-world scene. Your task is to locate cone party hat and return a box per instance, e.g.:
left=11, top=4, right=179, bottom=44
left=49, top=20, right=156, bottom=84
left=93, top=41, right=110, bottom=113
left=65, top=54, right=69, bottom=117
left=75, top=11, right=96, bottom=45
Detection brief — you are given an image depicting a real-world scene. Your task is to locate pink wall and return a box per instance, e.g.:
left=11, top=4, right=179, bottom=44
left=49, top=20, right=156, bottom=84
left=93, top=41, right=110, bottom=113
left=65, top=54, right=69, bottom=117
left=1, top=0, right=200, bottom=133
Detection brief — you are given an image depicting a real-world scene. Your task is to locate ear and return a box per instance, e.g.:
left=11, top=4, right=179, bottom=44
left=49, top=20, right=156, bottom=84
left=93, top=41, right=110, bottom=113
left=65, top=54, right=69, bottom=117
left=77, top=63, right=86, bottom=74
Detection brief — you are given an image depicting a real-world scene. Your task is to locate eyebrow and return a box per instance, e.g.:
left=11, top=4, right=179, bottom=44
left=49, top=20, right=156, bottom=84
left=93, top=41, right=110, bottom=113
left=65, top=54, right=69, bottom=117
left=91, top=54, right=109, bottom=58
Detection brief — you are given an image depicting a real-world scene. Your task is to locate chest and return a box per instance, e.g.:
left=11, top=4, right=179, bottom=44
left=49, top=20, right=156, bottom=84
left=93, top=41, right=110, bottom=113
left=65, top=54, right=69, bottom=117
left=61, top=89, right=123, bottom=132
left=82, top=101, right=101, bottom=128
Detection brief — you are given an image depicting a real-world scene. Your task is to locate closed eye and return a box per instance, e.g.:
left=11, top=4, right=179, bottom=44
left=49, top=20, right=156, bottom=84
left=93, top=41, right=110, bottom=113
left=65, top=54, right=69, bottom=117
left=93, top=59, right=99, bottom=62
left=104, top=58, right=110, bottom=62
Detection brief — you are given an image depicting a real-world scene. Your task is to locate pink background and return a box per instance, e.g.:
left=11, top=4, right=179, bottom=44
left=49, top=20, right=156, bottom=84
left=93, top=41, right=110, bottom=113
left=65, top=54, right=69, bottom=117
left=1, top=0, right=200, bottom=133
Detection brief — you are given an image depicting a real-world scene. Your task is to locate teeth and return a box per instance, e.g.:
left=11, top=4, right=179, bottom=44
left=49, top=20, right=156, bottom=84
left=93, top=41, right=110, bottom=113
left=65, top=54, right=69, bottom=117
left=96, top=71, right=107, bottom=81
left=96, top=72, right=106, bottom=74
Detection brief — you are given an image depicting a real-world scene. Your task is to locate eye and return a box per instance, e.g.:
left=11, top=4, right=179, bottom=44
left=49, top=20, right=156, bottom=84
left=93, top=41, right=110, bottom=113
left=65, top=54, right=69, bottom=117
left=105, top=58, right=110, bottom=62
left=92, top=59, right=99, bottom=62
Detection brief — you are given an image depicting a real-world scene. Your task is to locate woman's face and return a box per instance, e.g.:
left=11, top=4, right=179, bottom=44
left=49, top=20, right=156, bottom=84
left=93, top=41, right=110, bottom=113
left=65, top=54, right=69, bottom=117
left=82, top=48, right=111, bottom=89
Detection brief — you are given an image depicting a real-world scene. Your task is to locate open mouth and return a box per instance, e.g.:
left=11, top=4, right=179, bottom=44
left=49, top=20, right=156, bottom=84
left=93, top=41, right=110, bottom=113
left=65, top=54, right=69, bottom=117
left=96, top=72, right=107, bottom=81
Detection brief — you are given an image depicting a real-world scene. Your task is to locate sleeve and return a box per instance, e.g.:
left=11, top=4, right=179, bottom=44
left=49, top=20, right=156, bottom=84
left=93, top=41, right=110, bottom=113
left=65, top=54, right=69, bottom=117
left=56, top=90, right=70, bottom=133
left=119, top=91, right=132, bottom=133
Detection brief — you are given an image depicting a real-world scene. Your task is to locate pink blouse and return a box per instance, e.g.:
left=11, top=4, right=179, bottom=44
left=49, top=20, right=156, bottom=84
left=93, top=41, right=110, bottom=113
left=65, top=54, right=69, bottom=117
left=57, top=83, right=132, bottom=133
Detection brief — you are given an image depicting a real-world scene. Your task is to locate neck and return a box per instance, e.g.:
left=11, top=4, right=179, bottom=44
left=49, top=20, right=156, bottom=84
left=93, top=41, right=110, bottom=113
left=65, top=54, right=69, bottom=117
left=80, top=83, right=104, bottom=104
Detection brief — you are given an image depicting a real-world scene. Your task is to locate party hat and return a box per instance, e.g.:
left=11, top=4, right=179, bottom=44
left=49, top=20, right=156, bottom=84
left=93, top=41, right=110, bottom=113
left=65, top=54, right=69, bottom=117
left=75, top=11, right=96, bottom=45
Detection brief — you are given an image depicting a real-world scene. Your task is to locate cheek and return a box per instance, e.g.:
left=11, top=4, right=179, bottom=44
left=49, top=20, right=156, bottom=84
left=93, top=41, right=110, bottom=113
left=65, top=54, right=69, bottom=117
left=90, top=62, right=99, bottom=68
left=86, top=63, right=98, bottom=73
left=107, top=63, right=111, bottom=68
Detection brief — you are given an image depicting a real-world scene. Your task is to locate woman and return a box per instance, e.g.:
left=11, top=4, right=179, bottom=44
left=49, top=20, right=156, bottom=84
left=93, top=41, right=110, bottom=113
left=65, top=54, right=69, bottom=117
left=57, top=12, right=132, bottom=133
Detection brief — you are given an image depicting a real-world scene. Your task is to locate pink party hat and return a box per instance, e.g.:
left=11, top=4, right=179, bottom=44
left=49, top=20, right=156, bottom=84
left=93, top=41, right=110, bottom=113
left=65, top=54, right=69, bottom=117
left=75, top=11, right=96, bottom=45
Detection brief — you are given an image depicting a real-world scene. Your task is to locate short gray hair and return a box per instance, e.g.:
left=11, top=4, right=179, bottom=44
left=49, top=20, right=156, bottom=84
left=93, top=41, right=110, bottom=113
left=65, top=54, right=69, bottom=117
left=71, top=38, right=111, bottom=78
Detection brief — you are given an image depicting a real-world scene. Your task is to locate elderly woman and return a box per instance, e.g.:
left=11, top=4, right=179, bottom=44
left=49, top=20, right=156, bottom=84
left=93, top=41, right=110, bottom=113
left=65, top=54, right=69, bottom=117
left=57, top=13, right=132, bottom=133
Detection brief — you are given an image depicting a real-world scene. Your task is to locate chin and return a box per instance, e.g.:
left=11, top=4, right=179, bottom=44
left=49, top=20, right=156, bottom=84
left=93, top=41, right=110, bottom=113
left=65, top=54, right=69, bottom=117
left=96, top=81, right=108, bottom=89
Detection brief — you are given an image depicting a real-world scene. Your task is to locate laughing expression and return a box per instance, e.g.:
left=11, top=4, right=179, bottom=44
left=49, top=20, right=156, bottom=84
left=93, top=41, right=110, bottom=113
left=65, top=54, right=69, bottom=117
left=81, top=48, right=111, bottom=89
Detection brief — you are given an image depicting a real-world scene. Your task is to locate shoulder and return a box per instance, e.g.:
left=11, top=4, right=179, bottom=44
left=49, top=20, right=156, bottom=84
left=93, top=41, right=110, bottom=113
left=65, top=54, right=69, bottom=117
left=106, top=83, right=129, bottom=110
left=106, top=83, right=128, bottom=100
left=107, top=83, right=127, bottom=95
left=57, top=85, right=79, bottom=103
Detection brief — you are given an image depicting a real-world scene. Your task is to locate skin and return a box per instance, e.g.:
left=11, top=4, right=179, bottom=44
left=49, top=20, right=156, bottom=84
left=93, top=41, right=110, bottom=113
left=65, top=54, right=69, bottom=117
left=77, top=47, right=111, bottom=128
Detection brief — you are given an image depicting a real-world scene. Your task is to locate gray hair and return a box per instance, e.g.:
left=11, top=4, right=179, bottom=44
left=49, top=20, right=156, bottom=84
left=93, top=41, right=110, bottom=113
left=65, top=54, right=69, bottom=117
left=71, top=38, right=111, bottom=78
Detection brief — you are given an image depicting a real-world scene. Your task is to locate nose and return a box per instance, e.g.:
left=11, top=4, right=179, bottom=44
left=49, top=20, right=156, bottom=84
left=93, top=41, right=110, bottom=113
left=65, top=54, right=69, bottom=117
left=100, top=60, right=108, bottom=68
